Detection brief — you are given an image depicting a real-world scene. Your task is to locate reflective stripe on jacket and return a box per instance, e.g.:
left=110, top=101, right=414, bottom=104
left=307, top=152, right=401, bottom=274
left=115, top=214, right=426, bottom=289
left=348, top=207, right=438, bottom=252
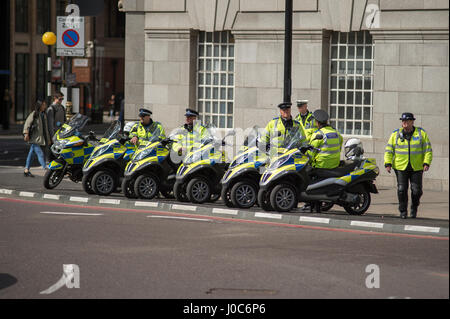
left=309, top=126, right=343, bottom=169
left=384, top=127, right=432, bottom=171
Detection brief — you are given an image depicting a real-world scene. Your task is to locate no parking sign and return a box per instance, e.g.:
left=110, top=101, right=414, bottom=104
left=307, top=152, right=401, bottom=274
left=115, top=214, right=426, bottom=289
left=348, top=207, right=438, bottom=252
left=57, top=16, right=85, bottom=57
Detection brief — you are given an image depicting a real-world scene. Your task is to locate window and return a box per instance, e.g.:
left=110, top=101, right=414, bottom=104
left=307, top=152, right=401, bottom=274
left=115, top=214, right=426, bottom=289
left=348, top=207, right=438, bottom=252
left=15, top=0, right=28, bottom=33
left=37, top=0, right=51, bottom=35
left=197, top=31, right=235, bottom=129
left=15, top=54, right=30, bottom=121
left=329, top=31, right=374, bottom=136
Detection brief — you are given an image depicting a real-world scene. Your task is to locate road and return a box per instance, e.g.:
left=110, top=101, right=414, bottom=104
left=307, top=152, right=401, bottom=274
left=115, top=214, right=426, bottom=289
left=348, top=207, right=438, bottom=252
left=0, top=199, right=448, bottom=299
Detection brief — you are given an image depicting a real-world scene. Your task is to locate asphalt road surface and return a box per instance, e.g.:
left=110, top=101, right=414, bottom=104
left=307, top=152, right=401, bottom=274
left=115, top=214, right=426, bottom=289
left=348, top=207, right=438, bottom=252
left=0, top=198, right=448, bottom=299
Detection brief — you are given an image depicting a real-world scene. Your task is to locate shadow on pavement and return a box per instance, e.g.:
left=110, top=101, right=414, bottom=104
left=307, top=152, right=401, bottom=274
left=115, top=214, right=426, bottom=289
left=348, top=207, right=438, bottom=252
left=0, top=274, right=18, bottom=290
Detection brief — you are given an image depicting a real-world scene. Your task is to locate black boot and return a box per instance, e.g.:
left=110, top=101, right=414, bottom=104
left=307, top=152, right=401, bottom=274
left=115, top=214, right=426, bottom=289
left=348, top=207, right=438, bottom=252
left=400, top=211, right=407, bottom=219
left=410, top=206, right=417, bottom=218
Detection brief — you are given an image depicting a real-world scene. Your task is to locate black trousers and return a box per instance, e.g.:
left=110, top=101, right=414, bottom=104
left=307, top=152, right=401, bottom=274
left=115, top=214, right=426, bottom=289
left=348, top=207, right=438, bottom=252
left=394, top=169, right=423, bottom=213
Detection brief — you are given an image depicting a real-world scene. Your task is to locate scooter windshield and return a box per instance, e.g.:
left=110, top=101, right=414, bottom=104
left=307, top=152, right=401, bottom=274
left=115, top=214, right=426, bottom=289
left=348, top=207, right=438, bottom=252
left=102, top=121, right=121, bottom=141
left=59, top=113, right=89, bottom=139
left=281, top=129, right=306, bottom=151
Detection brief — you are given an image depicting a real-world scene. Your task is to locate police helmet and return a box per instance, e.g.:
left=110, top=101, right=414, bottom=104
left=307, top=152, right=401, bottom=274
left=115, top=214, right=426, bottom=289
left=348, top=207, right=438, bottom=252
left=344, top=138, right=364, bottom=159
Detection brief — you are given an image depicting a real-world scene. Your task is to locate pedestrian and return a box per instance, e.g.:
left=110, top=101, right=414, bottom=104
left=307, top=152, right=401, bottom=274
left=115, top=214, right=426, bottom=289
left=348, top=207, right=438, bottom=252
left=107, top=94, right=115, bottom=121
left=384, top=112, right=433, bottom=219
left=47, top=92, right=66, bottom=138
left=118, top=98, right=125, bottom=131
left=23, top=100, right=51, bottom=177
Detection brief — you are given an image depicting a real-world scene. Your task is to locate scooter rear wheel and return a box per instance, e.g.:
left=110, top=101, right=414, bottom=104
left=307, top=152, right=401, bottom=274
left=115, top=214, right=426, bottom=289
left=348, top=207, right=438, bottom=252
left=134, top=174, right=160, bottom=200
left=343, top=191, right=371, bottom=215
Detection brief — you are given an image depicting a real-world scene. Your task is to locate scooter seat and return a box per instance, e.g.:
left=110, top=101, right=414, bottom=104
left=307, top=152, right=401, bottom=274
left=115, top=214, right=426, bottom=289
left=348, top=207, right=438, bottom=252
left=311, top=162, right=359, bottom=179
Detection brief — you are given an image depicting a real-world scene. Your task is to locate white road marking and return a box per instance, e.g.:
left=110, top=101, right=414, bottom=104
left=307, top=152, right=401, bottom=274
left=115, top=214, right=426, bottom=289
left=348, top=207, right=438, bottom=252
left=171, top=204, right=197, bottom=211
left=254, top=212, right=283, bottom=220
left=69, top=196, right=89, bottom=203
left=299, top=216, right=330, bottom=224
left=404, top=225, right=440, bottom=233
left=135, top=201, right=159, bottom=208
left=0, top=189, right=13, bottom=195
left=99, top=198, right=121, bottom=205
left=19, top=191, right=35, bottom=197
left=212, top=208, right=238, bottom=216
left=43, top=194, right=61, bottom=200
left=40, top=212, right=103, bottom=216
left=350, top=221, right=384, bottom=229
left=147, top=215, right=211, bottom=222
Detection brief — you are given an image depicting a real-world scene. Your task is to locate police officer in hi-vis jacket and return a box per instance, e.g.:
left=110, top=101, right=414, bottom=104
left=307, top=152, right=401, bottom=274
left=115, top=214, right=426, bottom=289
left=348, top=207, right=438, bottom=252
left=384, top=112, right=433, bottom=219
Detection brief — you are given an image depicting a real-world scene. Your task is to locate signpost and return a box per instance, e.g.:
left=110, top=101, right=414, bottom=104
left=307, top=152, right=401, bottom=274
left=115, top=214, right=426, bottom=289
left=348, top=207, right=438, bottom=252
left=56, top=16, right=85, bottom=57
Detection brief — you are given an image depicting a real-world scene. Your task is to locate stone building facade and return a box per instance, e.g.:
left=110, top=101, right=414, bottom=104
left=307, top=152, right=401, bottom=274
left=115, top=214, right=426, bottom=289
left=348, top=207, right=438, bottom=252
left=120, top=0, right=449, bottom=191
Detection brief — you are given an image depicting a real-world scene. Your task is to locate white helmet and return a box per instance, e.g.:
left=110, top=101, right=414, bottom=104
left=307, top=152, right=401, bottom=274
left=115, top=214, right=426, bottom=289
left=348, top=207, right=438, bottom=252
left=123, top=121, right=136, bottom=133
left=344, top=138, right=364, bottom=159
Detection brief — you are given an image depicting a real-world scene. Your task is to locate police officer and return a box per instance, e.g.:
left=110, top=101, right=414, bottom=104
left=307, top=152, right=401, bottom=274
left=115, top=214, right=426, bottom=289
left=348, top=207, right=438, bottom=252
left=295, top=100, right=318, bottom=142
left=384, top=112, right=432, bottom=219
left=171, top=108, right=210, bottom=156
left=308, top=109, right=343, bottom=169
left=261, top=102, right=306, bottom=154
left=129, top=108, right=166, bottom=145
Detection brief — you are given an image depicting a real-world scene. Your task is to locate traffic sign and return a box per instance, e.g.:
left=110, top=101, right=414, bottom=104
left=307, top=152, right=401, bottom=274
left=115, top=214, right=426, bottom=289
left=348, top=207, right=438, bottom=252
left=57, top=16, right=85, bottom=57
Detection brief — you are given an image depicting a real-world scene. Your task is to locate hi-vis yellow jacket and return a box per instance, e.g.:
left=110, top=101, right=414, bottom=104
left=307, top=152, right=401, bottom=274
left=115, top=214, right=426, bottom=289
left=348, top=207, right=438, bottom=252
left=171, top=123, right=210, bottom=153
left=308, top=126, right=343, bottom=169
left=295, top=111, right=318, bottom=142
left=129, top=121, right=166, bottom=142
left=384, top=127, right=432, bottom=171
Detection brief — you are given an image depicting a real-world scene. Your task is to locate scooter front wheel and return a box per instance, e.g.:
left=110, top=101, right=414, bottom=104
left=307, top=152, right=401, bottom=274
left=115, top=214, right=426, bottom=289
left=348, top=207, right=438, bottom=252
left=92, top=170, right=117, bottom=196
left=174, top=182, right=189, bottom=202
left=121, top=177, right=137, bottom=199
left=82, top=174, right=95, bottom=194
left=134, top=174, right=160, bottom=200
left=343, top=191, right=371, bottom=215
left=221, top=186, right=233, bottom=207
left=231, top=180, right=258, bottom=209
left=257, top=188, right=274, bottom=211
left=270, top=183, right=298, bottom=213
left=43, top=169, right=65, bottom=189
left=187, top=177, right=211, bottom=204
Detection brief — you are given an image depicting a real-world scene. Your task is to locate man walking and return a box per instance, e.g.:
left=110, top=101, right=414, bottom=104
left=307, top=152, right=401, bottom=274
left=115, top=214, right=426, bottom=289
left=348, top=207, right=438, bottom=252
left=384, top=112, right=433, bottom=219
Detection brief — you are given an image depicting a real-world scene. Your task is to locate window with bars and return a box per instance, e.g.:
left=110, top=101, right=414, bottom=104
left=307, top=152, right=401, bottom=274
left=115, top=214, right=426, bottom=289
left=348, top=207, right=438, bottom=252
left=197, top=31, right=235, bottom=129
left=329, top=31, right=374, bottom=136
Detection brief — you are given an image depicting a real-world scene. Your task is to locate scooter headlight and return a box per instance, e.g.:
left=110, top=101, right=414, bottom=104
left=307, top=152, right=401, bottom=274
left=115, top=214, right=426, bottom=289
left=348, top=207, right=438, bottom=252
left=269, top=155, right=290, bottom=170
left=91, top=145, right=111, bottom=158
left=51, top=139, right=70, bottom=155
